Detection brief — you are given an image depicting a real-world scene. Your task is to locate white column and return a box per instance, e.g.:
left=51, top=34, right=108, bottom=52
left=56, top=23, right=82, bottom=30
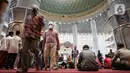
left=54, top=23, right=59, bottom=33
left=72, top=24, right=78, bottom=46
left=90, top=19, right=99, bottom=53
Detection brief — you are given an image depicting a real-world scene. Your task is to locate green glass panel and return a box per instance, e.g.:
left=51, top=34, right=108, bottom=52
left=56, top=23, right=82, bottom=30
left=40, top=0, right=104, bottom=15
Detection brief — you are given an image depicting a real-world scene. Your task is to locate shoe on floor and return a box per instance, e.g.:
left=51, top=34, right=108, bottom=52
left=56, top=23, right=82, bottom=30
left=16, top=69, right=28, bottom=73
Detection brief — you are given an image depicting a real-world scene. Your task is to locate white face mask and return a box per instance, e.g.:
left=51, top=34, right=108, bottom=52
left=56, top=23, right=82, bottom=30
left=49, top=25, right=53, bottom=29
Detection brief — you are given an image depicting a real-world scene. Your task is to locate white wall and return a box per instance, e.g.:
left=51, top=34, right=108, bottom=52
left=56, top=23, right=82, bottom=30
left=97, top=34, right=108, bottom=56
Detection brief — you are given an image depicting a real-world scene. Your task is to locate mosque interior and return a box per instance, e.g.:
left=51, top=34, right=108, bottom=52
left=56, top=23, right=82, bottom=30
left=1, top=0, right=130, bottom=61
left=1, top=0, right=130, bottom=73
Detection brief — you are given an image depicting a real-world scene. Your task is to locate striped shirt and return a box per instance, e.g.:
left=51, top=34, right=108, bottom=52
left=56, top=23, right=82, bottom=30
left=23, top=14, right=44, bottom=39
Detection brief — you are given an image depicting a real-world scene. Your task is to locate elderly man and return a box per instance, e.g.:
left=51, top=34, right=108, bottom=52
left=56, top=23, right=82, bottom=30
left=17, top=5, right=44, bottom=72
left=43, top=22, right=60, bottom=71
left=0, top=0, right=8, bottom=23
left=112, top=43, right=130, bottom=70
left=77, top=45, right=98, bottom=71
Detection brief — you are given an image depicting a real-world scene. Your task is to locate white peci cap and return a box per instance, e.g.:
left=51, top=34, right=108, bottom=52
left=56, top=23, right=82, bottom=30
left=32, top=4, right=40, bottom=11
left=48, top=21, right=54, bottom=25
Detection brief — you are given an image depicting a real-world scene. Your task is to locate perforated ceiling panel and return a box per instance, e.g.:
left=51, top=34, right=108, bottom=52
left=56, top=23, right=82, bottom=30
left=40, top=0, right=104, bottom=15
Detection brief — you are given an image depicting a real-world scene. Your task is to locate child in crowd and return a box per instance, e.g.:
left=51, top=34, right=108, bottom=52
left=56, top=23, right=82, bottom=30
left=104, top=54, right=112, bottom=69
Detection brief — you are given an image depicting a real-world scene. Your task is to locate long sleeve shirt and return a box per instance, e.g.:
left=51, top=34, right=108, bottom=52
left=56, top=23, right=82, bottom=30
left=43, top=30, right=60, bottom=50
left=78, top=49, right=98, bottom=70
left=112, top=48, right=130, bottom=66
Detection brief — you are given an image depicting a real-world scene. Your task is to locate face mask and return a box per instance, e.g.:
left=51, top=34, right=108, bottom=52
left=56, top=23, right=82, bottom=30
left=49, top=25, right=53, bottom=29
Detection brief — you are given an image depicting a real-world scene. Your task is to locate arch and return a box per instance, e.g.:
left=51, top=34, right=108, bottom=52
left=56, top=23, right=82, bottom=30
left=7, top=22, right=24, bottom=37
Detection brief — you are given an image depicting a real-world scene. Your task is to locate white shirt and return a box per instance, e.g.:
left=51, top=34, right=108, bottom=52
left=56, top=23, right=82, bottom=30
left=8, top=35, right=22, bottom=53
left=0, top=36, right=12, bottom=51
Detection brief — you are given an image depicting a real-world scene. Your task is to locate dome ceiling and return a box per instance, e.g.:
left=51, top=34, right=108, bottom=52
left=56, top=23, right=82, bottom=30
left=40, top=0, right=104, bottom=15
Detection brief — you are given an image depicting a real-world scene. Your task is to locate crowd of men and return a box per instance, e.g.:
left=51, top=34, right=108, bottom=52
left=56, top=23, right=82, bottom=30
left=77, top=43, right=130, bottom=71
left=0, top=0, right=130, bottom=73
left=0, top=1, right=61, bottom=72
left=0, top=31, right=22, bottom=70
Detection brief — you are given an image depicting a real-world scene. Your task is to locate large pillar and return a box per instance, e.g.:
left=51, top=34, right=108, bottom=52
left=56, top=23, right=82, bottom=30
left=90, top=19, right=99, bottom=53
left=72, top=23, right=78, bottom=46
left=54, top=23, right=59, bottom=33
left=107, top=0, right=130, bottom=49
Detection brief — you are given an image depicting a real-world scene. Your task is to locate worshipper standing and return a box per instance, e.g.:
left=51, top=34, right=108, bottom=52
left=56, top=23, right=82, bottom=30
left=71, top=46, right=79, bottom=68
left=104, top=54, right=112, bottom=69
left=97, top=50, right=103, bottom=64
left=12, top=31, right=22, bottom=69
left=108, top=49, right=114, bottom=58
left=4, top=32, right=14, bottom=69
left=0, top=36, right=8, bottom=69
left=43, top=22, right=60, bottom=71
left=112, top=43, right=130, bottom=70
left=77, top=45, right=98, bottom=71
left=5, top=31, right=22, bottom=69
left=0, top=0, right=8, bottom=23
left=17, top=5, right=44, bottom=72
left=0, top=32, right=13, bottom=69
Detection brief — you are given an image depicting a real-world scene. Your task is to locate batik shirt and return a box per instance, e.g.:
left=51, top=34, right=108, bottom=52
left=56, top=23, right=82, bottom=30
left=23, top=14, right=44, bottom=39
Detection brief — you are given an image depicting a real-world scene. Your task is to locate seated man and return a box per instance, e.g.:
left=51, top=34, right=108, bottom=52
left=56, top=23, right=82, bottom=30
left=104, top=54, right=112, bottom=69
left=68, top=62, right=75, bottom=69
left=77, top=45, right=98, bottom=71
left=112, top=43, right=130, bottom=70
left=60, top=61, right=67, bottom=69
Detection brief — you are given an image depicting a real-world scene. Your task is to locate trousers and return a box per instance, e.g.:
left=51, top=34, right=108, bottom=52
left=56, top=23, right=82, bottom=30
left=20, top=38, right=40, bottom=71
left=44, top=43, right=57, bottom=69
left=5, top=53, right=17, bottom=69
left=0, top=51, right=8, bottom=68
left=112, top=62, right=130, bottom=70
